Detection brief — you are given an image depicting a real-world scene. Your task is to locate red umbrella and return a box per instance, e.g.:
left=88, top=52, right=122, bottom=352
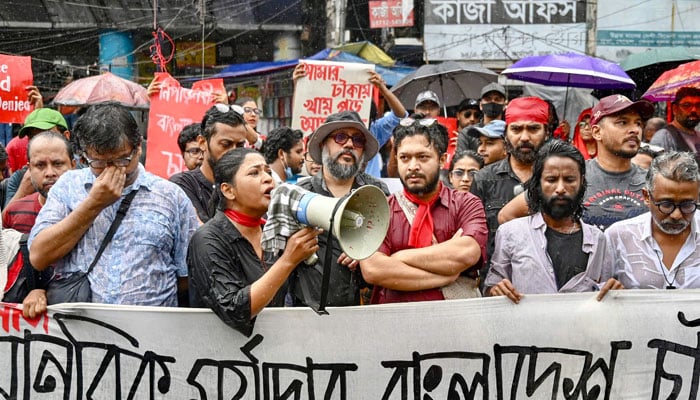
left=643, top=60, right=700, bottom=102
left=53, top=72, right=149, bottom=109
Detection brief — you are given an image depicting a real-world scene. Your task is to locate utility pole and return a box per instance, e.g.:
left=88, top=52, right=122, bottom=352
left=585, top=0, right=597, bottom=56
left=326, top=0, right=347, bottom=47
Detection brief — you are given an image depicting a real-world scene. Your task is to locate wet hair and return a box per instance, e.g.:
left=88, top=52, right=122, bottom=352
left=392, top=116, right=448, bottom=156
left=261, top=127, right=303, bottom=164
left=212, top=147, right=259, bottom=211
left=27, top=131, right=74, bottom=162
left=524, top=139, right=586, bottom=220
left=200, top=104, right=246, bottom=142
left=177, top=123, right=202, bottom=153
left=72, top=103, right=141, bottom=155
left=450, top=150, right=484, bottom=171
left=646, top=151, right=700, bottom=194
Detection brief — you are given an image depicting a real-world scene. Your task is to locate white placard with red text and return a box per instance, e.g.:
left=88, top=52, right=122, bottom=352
left=292, top=60, right=374, bottom=137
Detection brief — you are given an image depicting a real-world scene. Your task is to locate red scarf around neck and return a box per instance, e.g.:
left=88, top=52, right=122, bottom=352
left=224, top=208, right=265, bottom=227
left=403, top=182, right=442, bottom=248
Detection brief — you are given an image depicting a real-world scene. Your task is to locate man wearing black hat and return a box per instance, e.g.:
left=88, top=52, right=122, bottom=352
left=650, top=87, right=700, bottom=163
left=292, top=111, right=390, bottom=308
left=456, top=98, right=482, bottom=153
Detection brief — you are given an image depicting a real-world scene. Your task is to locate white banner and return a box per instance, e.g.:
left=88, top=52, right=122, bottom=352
left=291, top=60, right=374, bottom=137
left=2, top=291, right=700, bottom=399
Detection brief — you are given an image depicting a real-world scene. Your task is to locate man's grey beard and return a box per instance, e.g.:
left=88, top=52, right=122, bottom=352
left=322, top=147, right=365, bottom=180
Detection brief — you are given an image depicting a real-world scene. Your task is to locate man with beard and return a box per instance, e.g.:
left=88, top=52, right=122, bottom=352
left=485, top=140, right=622, bottom=303
left=650, top=87, right=700, bottom=162
left=361, top=117, right=487, bottom=303
left=607, top=151, right=700, bottom=289
left=170, top=104, right=249, bottom=223
left=470, top=96, right=550, bottom=268
left=583, top=95, right=654, bottom=230
left=262, top=127, right=304, bottom=185
left=291, top=111, right=389, bottom=308
left=3, top=132, right=75, bottom=233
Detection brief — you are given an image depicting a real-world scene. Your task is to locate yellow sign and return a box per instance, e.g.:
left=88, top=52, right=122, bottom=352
left=175, top=42, right=216, bottom=68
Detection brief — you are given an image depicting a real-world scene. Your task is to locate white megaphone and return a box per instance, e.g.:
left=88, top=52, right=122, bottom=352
left=295, top=185, right=390, bottom=262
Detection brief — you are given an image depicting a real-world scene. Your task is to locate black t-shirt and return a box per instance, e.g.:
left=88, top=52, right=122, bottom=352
left=170, top=168, right=215, bottom=223
left=545, top=228, right=589, bottom=289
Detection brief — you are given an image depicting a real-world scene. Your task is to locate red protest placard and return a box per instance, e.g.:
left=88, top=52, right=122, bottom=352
left=369, top=1, right=414, bottom=29
left=0, top=55, right=33, bottom=124
left=436, top=116, right=458, bottom=169
left=145, top=72, right=224, bottom=178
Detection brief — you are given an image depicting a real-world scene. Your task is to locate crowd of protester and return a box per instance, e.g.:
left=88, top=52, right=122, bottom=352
left=1, top=67, right=699, bottom=337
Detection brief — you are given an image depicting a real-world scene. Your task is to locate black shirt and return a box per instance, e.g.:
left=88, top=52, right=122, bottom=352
left=170, top=168, right=214, bottom=223
left=187, top=211, right=280, bottom=337
left=291, top=172, right=390, bottom=308
left=545, top=228, right=589, bottom=289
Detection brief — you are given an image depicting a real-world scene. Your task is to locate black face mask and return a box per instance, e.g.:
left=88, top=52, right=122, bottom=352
left=482, top=102, right=504, bottom=118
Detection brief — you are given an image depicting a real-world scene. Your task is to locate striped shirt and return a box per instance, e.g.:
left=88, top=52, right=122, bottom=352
left=3, top=192, right=42, bottom=234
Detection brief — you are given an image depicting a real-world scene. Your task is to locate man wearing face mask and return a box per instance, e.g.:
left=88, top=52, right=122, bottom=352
left=480, top=83, right=507, bottom=126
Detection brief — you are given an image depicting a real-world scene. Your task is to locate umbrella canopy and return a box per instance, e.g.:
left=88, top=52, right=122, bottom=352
left=390, top=61, right=498, bottom=108
left=502, top=53, right=636, bottom=90
left=643, top=60, right=700, bottom=102
left=619, top=47, right=700, bottom=71
left=53, top=72, right=149, bottom=109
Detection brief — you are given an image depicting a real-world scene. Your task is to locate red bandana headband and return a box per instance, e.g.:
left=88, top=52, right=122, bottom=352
left=505, top=96, right=549, bottom=125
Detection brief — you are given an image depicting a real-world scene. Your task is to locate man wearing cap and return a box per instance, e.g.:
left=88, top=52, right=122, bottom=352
left=465, top=120, right=507, bottom=166
left=291, top=111, right=390, bottom=308
left=470, top=96, right=550, bottom=271
left=480, top=83, right=507, bottom=126
left=582, top=94, right=654, bottom=230
left=650, top=87, right=700, bottom=162
left=361, top=116, right=487, bottom=303
left=4, top=109, right=70, bottom=208
left=414, top=90, right=441, bottom=117
left=456, top=98, right=482, bottom=153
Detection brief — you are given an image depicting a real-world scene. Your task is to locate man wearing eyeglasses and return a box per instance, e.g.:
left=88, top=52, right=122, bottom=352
left=177, top=123, right=205, bottom=171
left=170, top=104, right=250, bottom=223
left=291, top=111, right=390, bottom=308
left=606, top=151, right=700, bottom=289
left=28, top=104, right=199, bottom=307
left=650, top=87, right=700, bottom=163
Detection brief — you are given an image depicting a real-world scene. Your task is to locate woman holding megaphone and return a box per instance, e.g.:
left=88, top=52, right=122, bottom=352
left=187, top=148, right=320, bottom=336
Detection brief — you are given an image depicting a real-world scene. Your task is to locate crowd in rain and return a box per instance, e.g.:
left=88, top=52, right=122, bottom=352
left=1, top=61, right=699, bottom=337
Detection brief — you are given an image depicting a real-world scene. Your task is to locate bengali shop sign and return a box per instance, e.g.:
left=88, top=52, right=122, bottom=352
left=145, top=73, right=224, bottom=178
left=369, top=0, right=414, bottom=28
left=292, top=60, right=374, bottom=137
left=0, top=55, right=34, bottom=124
left=2, top=291, right=700, bottom=398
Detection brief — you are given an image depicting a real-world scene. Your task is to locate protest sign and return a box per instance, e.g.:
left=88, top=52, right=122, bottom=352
left=2, top=291, right=700, bottom=398
left=145, top=73, right=224, bottom=178
left=292, top=60, right=375, bottom=136
left=0, top=55, right=33, bottom=124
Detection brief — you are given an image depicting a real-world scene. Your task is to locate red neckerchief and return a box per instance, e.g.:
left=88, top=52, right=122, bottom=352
left=403, top=182, right=442, bottom=248
left=224, top=208, right=266, bottom=227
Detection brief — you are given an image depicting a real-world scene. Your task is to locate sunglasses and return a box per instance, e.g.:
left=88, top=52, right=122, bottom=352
left=578, top=122, right=591, bottom=128
left=450, top=169, right=478, bottom=179
left=330, top=132, right=366, bottom=149
left=214, top=103, right=245, bottom=115
left=650, top=194, right=699, bottom=215
left=399, top=118, right=438, bottom=127
left=461, top=110, right=482, bottom=118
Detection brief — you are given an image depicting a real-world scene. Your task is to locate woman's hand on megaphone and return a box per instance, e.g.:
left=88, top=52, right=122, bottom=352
left=337, top=252, right=359, bottom=272
left=282, top=227, right=322, bottom=266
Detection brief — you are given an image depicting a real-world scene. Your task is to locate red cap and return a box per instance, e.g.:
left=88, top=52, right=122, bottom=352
left=505, top=97, right=549, bottom=125
left=590, top=95, right=654, bottom=125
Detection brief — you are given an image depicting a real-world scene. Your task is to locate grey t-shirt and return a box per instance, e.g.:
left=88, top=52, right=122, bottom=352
left=582, top=159, right=648, bottom=231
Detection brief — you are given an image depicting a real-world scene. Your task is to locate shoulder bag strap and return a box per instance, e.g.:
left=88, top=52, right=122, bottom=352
left=85, top=189, right=139, bottom=275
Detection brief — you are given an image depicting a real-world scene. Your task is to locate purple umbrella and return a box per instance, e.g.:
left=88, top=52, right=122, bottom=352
left=502, top=53, right=636, bottom=90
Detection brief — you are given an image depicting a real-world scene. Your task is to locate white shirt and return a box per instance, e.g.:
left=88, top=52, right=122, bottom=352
left=605, top=212, right=700, bottom=289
